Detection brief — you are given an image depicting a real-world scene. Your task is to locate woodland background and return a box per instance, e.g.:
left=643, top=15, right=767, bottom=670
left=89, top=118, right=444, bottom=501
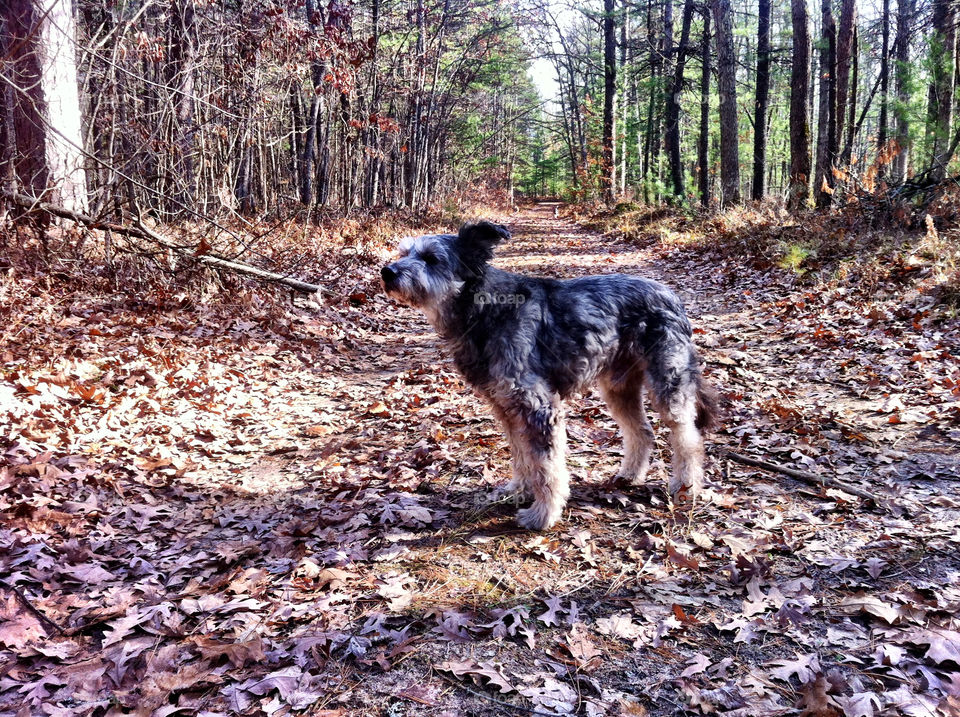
left=5, top=0, right=960, bottom=217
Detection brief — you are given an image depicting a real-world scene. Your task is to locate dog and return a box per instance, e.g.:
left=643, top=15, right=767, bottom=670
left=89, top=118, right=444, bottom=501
left=381, top=221, right=717, bottom=530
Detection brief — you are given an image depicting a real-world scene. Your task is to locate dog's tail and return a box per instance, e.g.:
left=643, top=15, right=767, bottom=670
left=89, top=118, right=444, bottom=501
left=694, top=376, right=720, bottom=431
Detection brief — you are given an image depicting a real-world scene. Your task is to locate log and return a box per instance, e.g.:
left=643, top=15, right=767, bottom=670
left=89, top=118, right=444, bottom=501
left=2, top=191, right=322, bottom=295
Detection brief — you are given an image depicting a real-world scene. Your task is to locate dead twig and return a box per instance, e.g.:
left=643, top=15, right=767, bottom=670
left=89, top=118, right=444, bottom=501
left=0, top=580, right=66, bottom=636
left=720, top=450, right=882, bottom=504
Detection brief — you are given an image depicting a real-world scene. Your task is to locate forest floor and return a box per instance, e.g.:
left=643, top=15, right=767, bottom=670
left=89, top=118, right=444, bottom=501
left=2, top=202, right=959, bottom=716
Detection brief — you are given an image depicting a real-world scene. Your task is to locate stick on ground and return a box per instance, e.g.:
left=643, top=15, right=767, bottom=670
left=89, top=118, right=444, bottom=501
left=720, top=450, right=881, bottom=503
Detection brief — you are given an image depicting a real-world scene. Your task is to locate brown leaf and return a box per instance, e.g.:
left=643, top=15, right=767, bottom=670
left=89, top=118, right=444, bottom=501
left=564, top=623, right=601, bottom=670
left=366, top=401, right=391, bottom=417
left=437, top=659, right=514, bottom=694
left=769, top=653, right=820, bottom=683
left=666, top=542, right=699, bottom=571
left=839, top=595, right=900, bottom=624
left=797, top=674, right=840, bottom=716
left=0, top=594, right=46, bottom=650
left=680, top=653, right=711, bottom=678
left=904, top=629, right=960, bottom=665
left=190, top=634, right=265, bottom=668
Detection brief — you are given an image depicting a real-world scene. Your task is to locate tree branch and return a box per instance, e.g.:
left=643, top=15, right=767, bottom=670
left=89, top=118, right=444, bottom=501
left=2, top=191, right=322, bottom=295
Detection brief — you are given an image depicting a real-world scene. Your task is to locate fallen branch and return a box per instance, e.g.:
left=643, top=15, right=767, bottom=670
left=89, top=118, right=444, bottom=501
left=720, top=450, right=881, bottom=503
left=2, top=191, right=322, bottom=295
left=0, top=580, right=66, bottom=636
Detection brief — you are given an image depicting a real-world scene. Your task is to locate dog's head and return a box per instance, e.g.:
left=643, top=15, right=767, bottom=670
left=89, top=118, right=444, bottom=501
left=381, top=221, right=510, bottom=308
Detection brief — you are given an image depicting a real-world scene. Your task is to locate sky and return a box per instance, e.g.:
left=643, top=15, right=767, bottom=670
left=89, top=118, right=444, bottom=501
left=527, top=56, right=560, bottom=102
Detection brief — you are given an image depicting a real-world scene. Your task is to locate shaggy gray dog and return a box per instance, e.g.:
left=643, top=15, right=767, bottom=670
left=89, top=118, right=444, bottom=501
left=381, top=221, right=717, bottom=530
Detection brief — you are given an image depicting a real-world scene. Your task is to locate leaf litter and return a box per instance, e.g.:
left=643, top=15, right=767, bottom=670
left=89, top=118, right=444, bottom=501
left=1, top=203, right=959, bottom=715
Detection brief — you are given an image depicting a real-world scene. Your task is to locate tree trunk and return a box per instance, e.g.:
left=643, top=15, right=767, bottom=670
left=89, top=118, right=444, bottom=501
left=619, top=0, right=629, bottom=195
left=892, top=0, right=915, bottom=182
left=0, top=0, right=87, bottom=213
left=641, top=0, right=659, bottom=202
left=834, top=0, right=856, bottom=163
left=814, top=0, right=837, bottom=208
left=698, top=10, right=711, bottom=207
left=878, top=0, right=891, bottom=150
left=711, top=0, right=740, bottom=207
left=926, top=0, right=956, bottom=181
left=752, top=0, right=771, bottom=200
left=364, top=0, right=382, bottom=207
left=788, top=0, right=811, bottom=209
left=666, top=0, right=694, bottom=202
left=840, top=25, right=858, bottom=167
left=165, top=0, right=197, bottom=217
left=298, top=0, right=328, bottom=207
left=602, top=0, right=617, bottom=203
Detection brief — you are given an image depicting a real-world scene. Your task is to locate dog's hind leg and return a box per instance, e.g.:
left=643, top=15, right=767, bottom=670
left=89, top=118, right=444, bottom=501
left=492, top=384, right=570, bottom=530
left=661, top=403, right=705, bottom=498
left=599, top=373, right=655, bottom=484
left=646, top=340, right=707, bottom=500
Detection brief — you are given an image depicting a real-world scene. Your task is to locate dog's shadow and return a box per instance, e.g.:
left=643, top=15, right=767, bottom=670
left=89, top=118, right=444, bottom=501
left=434, top=476, right=671, bottom=543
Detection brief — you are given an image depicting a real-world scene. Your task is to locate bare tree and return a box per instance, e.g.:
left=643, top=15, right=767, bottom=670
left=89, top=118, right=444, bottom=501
left=602, top=0, right=616, bottom=203
left=666, top=0, right=694, bottom=202
left=0, top=0, right=87, bottom=213
left=788, top=0, right=811, bottom=209
left=164, top=0, right=197, bottom=217
left=751, top=0, right=771, bottom=200
left=711, top=0, right=740, bottom=206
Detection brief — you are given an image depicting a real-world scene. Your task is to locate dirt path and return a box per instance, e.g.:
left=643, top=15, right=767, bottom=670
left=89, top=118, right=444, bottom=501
left=3, top=202, right=959, bottom=716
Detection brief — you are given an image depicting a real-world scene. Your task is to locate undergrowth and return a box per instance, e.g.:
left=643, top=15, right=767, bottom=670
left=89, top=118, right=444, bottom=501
left=0, top=189, right=508, bottom=320
left=579, top=199, right=960, bottom=317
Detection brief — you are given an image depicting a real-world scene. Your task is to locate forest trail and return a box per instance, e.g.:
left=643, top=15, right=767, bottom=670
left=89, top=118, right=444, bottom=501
left=3, top=203, right=959, bottom=716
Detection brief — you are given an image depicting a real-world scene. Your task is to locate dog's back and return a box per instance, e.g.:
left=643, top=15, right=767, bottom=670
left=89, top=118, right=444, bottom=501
left=449, top=268, right=700, bottom=397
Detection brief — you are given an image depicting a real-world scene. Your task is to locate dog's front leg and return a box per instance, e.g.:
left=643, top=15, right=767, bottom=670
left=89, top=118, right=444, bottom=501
left=496, top=388, right=570, bottom=531
left=486, top=405, right=531, bottom=504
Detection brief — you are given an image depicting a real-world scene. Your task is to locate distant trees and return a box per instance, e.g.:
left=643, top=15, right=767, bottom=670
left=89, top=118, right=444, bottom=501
left=666, top=0, right=694, bottom=202
left=892, top=0, right=916, bottom=182
left=698, top=10, right=711, bottom=207
left=878, top=0, right=891, bottom=152
left=524, top=0, right=960, bottom=210
left=7, top=0, right=960, bottom=220
left=926, top=0, right=956, bottom=182
left=1, top=0, right=536, bottom=221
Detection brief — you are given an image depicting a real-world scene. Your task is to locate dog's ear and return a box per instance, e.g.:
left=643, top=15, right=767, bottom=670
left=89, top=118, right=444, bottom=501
left=455, top=221, right=510, bottom=275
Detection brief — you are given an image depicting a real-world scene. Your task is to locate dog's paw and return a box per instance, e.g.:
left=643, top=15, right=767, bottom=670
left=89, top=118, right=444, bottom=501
left=489, top=478, right=525, bottom=504
left=601, top=471, right=639, bottom=490
left=669, top=483, right=704, bottom=506
left=516, top=503, right=561, bottom=531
